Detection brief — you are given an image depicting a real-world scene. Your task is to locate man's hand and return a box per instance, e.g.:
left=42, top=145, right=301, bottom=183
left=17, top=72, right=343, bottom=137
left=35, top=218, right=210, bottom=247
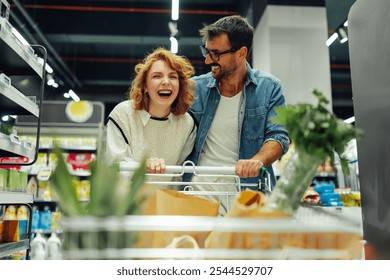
left=235, top=159, right=264, bottom=178
left=146, top=158, right=166, bottom=174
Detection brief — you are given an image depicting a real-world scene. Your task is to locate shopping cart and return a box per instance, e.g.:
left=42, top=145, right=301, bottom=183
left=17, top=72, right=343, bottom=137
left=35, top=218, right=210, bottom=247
left=60, top=162, right=364, bottom=260
left=120, top=160, right=271, bottom=211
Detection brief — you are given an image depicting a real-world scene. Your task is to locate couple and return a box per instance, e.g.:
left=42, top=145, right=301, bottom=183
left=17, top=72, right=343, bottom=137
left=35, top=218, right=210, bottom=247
left=105, top=15, right=290, bottom=208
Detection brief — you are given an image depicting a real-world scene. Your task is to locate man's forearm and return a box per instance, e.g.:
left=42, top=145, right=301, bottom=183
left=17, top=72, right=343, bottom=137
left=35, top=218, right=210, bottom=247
left=251, top=141, right=284, bottom=167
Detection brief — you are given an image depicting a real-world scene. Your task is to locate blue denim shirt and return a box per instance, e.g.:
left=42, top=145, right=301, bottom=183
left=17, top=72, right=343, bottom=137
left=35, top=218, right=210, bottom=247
left=186, top=63, right=290, bottom=187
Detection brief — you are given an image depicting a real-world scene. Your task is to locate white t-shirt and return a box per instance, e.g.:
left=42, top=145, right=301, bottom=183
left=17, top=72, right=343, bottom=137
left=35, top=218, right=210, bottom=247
left=199, top=91, right=242, bottom=167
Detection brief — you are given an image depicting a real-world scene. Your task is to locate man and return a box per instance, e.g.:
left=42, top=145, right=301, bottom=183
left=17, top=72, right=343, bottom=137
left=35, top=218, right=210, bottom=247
left=186, top=15, right=290, bottom=192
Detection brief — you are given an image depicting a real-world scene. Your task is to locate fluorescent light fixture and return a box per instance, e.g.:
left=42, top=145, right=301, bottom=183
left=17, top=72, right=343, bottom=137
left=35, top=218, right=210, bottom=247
left=168, top=21, right=179, bottom=37
left=344, top=20, right=348, bottom=27
left=171, top=0, right=179, bottom=20
left=344, top=116, right=355, bottom=124
left=52, top=82, right=59, bottom=88
left=37, top=57, right=54, bottom=74
left=326, top=32, right=339, bottom=46
left=1, top=115, right=16, bottom=122
left=47, top=78, right=55, bottom=86
left=338, top=27, right=348, bottom=44
left=11, top=27, right=29, bottom=45
left=63, top=92, right=70, bottom=98
left=45, top=63, right=54, bottom=74
left=170, top=36, right=178, bottom=54
left=68, top=89, right=80, bottom=102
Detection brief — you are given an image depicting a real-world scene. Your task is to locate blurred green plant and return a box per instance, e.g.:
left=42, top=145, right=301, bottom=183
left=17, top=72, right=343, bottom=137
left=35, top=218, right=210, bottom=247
left=272, top=89, right=363, bottom=174
left=264, top=89, right=363, bottom=214
left=49, top=147, right=147, bottom=217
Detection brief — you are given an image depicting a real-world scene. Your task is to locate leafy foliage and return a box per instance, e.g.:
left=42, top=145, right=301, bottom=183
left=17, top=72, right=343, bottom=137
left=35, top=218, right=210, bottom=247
left=50, top=147, right=147, bottom=217
left=272, top=89, right=363, bottom=174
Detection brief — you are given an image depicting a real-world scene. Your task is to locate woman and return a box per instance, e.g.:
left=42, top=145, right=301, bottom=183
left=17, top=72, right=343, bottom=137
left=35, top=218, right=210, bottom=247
left=105, top=48, right=196, bottom=174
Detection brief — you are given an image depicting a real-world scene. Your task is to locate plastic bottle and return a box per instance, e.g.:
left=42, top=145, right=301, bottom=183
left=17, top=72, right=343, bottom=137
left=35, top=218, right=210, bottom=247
left=39, top=205, right=52, bottom=230
left=4, top=205, right=17, bottom=220
left=46, top=232, right=62, bottom=260
left=31, top=206, right=40, bottom=231
left=30, top=231, right=47, bottom=260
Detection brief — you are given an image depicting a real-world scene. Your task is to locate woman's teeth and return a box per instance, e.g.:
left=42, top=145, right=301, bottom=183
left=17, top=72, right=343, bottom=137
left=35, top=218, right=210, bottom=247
left=158, top=91, right=172, bottom=96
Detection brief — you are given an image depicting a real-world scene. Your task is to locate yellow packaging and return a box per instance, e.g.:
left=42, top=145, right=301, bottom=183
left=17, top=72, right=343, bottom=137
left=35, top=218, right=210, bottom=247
left=51, top=211, right=62, bottom=231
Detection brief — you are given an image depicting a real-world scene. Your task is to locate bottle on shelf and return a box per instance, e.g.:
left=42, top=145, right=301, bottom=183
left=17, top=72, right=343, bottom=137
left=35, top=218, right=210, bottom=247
left=46, top=232, right=62, bottom=260
left=30, top=231, right=47, bottom=260
left=39, top=205, right=51, bottom=231
left=31, top=206, right=40, bottom=231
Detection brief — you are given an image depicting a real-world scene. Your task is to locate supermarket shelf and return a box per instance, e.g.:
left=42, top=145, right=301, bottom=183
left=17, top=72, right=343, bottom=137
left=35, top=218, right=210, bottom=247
left=0, top=191, right=33, bottom=204
left=0, top=240, right=29, bottom=258
left=0, top=81, right=39, bottom=117
left=32, top=229, right=62, bottom=235
left=17, top=126, right=102, bottom=137
left=64, top=247, right=353, bottom=260
left=39, top=145, right=97, bottom=153
left=0, top=133, right=35, bottom=159
left=0, top=18, right=43, bottom=77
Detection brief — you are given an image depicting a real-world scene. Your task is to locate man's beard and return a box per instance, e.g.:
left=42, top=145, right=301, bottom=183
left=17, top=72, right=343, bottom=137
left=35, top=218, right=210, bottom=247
left=210, top=62, right=237, bottom=81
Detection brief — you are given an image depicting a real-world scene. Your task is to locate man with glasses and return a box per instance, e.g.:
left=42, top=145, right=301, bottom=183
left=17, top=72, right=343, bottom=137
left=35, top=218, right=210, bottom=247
left=185, top=15, right=290, bottom=205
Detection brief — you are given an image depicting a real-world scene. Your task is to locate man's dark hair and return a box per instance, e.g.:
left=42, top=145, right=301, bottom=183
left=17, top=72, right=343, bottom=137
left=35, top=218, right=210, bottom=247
left=200, top=15, right=254, bottom=55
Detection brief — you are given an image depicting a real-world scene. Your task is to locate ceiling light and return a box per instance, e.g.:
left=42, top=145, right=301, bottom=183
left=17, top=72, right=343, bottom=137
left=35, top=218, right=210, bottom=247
left=68, top=89, right=80, bottom=102
left=37, top=57, right=54, bottom=74
left=326, top=32, right=339, bottom=46
left=2, top=115, right=16, bottom=122
left=170, top=36, right=178, bottom=54
left=63, top=92, right=70, bottom=98
left=168, top=21, right=179, bottom=37
left=344, top=116, right=355, bottom=124
left=46, top=74, right=55, bottom=86
left=47, top=78, right=55, bottom=86
left=171, top=0, right=179, bottom=20
left=344, top=20, right=348, bottom=27
left=337, top=27, right=348, bottom=44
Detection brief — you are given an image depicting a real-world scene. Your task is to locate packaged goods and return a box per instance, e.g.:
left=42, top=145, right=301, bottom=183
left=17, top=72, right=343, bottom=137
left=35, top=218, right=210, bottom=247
left=30, top=232, right=47, bottom=260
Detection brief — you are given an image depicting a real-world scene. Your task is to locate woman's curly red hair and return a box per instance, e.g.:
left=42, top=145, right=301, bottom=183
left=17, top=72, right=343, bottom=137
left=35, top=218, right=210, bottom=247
left=129, top=47, right=195, bottom=116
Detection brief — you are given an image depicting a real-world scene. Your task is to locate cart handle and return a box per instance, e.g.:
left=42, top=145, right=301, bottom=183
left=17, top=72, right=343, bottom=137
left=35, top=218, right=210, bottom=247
left=120, top=160, right=269, bottom=178
left=120, top=160, right=236, bottom=175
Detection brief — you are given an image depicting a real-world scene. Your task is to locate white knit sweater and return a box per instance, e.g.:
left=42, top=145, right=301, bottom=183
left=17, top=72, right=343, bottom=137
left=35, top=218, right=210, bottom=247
left=105, top=100, right=196, bottom=166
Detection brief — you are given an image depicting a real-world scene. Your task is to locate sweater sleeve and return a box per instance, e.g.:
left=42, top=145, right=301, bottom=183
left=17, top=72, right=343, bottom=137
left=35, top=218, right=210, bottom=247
left=177, top=116, right=197, bottom=165
left=105, top=116, right=135, bottom=165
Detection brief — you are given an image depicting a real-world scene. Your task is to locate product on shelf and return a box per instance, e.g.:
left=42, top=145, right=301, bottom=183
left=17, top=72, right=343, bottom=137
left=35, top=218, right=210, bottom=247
left=29, top=232, right=47, bottom=260
left=46, top=232, right=62, bottom=260
left=39, top=206, right=52, bottom=230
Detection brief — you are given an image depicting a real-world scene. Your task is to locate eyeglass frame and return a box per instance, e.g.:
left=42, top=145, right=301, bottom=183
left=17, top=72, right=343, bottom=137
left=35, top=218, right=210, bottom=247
left=200, top=44, right=238, bottom=61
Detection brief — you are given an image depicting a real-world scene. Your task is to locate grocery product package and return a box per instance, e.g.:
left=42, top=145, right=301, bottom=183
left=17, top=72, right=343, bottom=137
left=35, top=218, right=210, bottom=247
left=137, top=189, right=219, bottom=248
left=204, top=189, right=362, bottom=259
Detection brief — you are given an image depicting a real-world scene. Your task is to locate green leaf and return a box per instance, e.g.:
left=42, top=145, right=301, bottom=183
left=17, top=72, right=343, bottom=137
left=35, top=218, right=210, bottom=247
left=49, top=148, right=85, bottom=216
left=272, top=89, right=363, bottom=171
left=115, top=159, right=147, bottom=216
left=88, top=160, right=120, bottom=216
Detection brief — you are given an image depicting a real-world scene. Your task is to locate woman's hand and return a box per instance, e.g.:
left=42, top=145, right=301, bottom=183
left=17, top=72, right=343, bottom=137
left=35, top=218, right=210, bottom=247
left=146, top=158, right=166, bottom=174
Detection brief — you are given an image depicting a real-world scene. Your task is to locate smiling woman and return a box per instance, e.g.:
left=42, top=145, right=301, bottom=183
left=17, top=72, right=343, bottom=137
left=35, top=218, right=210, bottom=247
left=105, top=47, right=197, bottom=179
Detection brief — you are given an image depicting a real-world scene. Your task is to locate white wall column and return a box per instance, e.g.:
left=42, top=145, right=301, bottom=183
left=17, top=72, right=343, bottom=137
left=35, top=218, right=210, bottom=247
left=253, top=5, right=332, bottom=109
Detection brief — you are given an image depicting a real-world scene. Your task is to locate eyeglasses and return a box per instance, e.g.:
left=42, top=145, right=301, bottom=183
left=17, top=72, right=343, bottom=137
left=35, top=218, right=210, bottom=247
left=200, top=45, right=238, bottom=61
